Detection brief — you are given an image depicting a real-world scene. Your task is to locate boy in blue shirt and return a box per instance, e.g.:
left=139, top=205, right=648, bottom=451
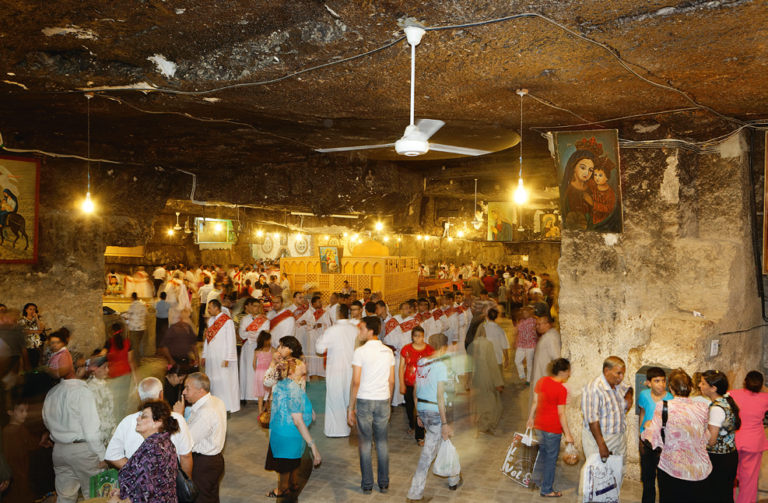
left=637, top=367, right=673, bottom=503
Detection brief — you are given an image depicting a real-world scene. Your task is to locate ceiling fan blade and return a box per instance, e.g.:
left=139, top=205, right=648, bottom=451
left=316, top=143, right=396, bottom=153
left=429, top=143, right=492, bottom=156
left=415, top=119, right=445, bottom=140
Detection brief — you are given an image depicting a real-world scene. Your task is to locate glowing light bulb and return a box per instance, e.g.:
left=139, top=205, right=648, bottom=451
left=375, top=222, right=383, bottom=231
left=458, top=231, right=465, bottom=238
left=514, top=177, right=528, bottom=205
left=167, top=228, right=174, bottom=236
left=343, top=232, right=348, bottom=238
left=353, top=233, right=359, bottom=240
left=256, top=230, right=263, bottom=237
left=274, top=233, right=280, bottom=239
left=214, top=223, right=223, bottom=233
left=383, top=236, right=389, bottom=242
left=82, top=192, right=94, bottom=213
left=417, top=235, right=422, bottom=240
left=324, top=235, right=329, bottom=241
left=448, top=237, right=453, bottom=242
left=397, top=237, right=401, bottom=242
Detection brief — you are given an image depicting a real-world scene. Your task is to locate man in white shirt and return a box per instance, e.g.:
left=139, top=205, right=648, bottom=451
left=315, top=304, right=358, bottom=437
left=348, top=316, right=395, bottom=495
left=173, top=373, right=227, bottom=503
left=106, top=377, right=193, bottom=477
left=152, top=265, right=167, bottom=293
left=43, top=376, right=106, bottom=502
left=203, top=299, right=240, bottom=413
left=124, top=292, right=147, bottom=367
left=483, top=308, right=510, bottom=375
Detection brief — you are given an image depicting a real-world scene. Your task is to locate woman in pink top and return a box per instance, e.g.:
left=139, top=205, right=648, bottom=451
left=730, top=371, right=768, bottom=503
left=45, top=332, right=75, bottom=380
left=641, top=368, right=711, bottom=503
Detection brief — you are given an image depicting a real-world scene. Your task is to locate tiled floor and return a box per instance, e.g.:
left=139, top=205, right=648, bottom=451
left=219, top=317, right=644, bottom=503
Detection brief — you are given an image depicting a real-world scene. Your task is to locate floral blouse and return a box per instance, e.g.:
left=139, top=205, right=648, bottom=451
left=118, top=432, right=177, bottom=503
left=641, top=397, right=712, bottom=481
left=708, top=397, right=737, bottom=454
left=18, top=317, right=42, bottom=349
left=86, top=376, right=117, bottom=448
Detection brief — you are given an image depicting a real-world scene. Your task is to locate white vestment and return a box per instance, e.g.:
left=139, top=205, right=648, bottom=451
left=418, top=311, right=438, bottom=338
left=238, top=313, right=269, bottom=400
left=382, top=315, right=407, bottom=406
left=289, top=304, right=309, bottom=352
left=134, top=271, right=154, bottom=298
left=203, top=313, right=240, bottom=412
left=315, top=319, right=358, bottom=437
left=267, top=308, right=296, bottom=349
left=164, top=278, right=192, bottom=311
left=298, top=307, right=330, bottom=377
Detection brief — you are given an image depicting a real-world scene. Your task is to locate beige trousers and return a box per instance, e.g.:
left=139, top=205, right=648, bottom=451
left=579, top=426, right=627, bottom=494
left=52, top=442, right=102, bottom=502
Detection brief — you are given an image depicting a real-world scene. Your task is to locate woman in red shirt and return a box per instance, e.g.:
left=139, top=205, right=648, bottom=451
left=526, top=358, right=574, bottom=498
left=399, top=326, right=434, bottom=446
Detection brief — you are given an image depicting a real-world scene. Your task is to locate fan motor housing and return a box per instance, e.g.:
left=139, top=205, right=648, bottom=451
left=395, top=138, right=429, bottom=156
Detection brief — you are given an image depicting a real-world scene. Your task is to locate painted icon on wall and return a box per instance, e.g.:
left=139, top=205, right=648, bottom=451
left=319, top=246, right=342, bottom=274
left=553, top=130, right=623, bottom=233
left=0, top=155, right=39, bottom=263
left=487, top=202, right=516, bottom=241
left=541, top=214, right=561, bottom=239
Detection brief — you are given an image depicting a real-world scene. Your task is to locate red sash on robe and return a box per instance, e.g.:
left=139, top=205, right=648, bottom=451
left=312, top=308, right=325, bottom=322
left=246, top=315, right=269, bottom=333
left=443, top=306, right=457, bottom=318
left=270, top=309, right=293, bottom=331
left=400, top=318, right=418, bottom=334
left=414, top=313, right=423, bottom=324
left=385, top=318, right=400, bottom=336
left=432, top=309, right=444, bottom=322
left=205, top=314, right=231, bottom=344
left=293, top=304, right=309, bottom=321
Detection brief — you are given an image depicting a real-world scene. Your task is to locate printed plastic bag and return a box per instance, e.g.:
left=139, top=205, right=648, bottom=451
left=563, top=443, right=580, bottom=465
left=432, top=439, right=461, bottom=477
left=581, top=453, right=621, bottom=503
left=500, top=428, right=540, bottom=488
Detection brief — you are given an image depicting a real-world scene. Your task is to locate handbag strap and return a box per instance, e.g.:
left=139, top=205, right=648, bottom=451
left=661, top=400, right=668, bottom=444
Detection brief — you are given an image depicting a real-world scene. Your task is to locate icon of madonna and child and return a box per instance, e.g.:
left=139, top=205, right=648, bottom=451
left=554, top=131, right=623, bottom=233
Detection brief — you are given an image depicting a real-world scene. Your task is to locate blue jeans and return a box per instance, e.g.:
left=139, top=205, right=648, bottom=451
left=356, top=398, right=390, bottom=490
left=532, top=430, right=561, bottom=495
left=406, top=410, right=460, bottom=500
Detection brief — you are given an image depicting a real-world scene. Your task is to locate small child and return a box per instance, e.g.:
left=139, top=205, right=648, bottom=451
left=3, top=401, right=52, bottom=503
left=590, top=163, right=616, bottom=224
left=514, top=307, right=538, bottom=385
left=252, top=331, right=275, bottom=416
left=637, top=367, right=673, bottom=503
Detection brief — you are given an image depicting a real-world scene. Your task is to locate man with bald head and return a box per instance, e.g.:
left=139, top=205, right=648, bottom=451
left=580, top=356, right=634, bottom=490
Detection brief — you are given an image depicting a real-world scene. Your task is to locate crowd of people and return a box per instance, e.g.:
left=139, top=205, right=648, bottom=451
left=0, top=258, right=762, bottom=502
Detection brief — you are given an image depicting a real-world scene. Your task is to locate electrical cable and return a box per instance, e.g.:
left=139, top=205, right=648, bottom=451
left=531, top=107, right=702, bottom=131
left=0, top=130, right=143, bottom=165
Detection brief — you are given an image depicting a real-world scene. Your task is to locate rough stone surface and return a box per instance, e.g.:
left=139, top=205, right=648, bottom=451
left=558, top=133, right=763, bottom=480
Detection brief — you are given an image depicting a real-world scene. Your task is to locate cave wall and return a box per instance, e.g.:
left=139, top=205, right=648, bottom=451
left=559, top=133, right=763, bottom=480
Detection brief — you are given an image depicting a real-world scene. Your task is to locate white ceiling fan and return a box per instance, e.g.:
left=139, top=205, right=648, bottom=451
left=316, top=25, right=492, bottom=158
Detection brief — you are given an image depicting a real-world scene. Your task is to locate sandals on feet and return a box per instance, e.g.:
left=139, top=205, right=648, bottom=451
left=266, top=488, right=290, bottom=498
left=406, top=428, right=415, bottom=435
left=417, top=439, right=425, bottom=447
left=540, top=491, right=562, bottom=498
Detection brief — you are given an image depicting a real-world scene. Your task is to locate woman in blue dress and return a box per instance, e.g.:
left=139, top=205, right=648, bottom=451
left=265, top=336, right=321, bottom=498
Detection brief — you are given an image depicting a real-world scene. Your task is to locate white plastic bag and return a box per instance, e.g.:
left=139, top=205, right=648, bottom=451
left=581, top=453, right=621, bottom=503
left=433, top=439, right=461, bottom=477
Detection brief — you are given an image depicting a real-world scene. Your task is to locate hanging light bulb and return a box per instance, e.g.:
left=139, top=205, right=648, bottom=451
left=174, top=212, right=182, bottom=230
left=343, top=232, right=348, bottom=238
left=457, top=230, right=465, bottom=238
left=514, top=88, right=529, bottom=206
left=82, top=192, right=94, bottom=213
left=324, top=235, right=329, bottom=241
left=256, top=230, right=263, bottom=237
left=353, top=233, right=359, bottom=240
left=274, top=232, right=280, bottom=239
left=448, top=236, right=453, bottom=242
left=375, top=222, right=383, bottom=231
left=167, top=228, right=174, bottom=236
left=417, top=235, right=422, bottom=240
left=383, top=236, right=389, bottom=242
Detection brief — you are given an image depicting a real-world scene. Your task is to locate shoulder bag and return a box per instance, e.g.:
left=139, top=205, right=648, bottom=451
left=176, top=459, right=198, bottom=503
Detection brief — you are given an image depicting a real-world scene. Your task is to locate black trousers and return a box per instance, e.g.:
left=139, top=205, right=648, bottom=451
left=153, top=278, right=163, bottom=294
left=657, top=468, right=707, bottom=503
left=404, top=385, right=425, bottom=441
left=705, top=450, right=738, bottom=503
left=155, top=317, right=169, bottom=347
left=197, top=302, right=207, bottom=341
left=192, top=452, right=225, bottom=503
left=639, top=439, right=661, bottom=503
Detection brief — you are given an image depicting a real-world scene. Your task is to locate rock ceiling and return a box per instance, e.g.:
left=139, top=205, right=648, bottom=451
left=0, top=0, right=766, bottom=216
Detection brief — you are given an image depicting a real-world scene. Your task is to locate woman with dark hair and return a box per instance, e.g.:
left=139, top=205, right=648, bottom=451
left=45, top=332, right=74, bottom=380
left=18, top=303, right=45, bottom=367
left=699, top=370, right=741, bottom=503
left=526, top=358, right=573, bottom=498
left=560, top=147, right=599, bottom=230
left=641, top=368, right=711, bottom=502
left=163, top=364, right=191, bottom=407
left=730, top=371, right=768, bottom=503
left=108, top=400, right=179, bottom=503
left=264, top=341, right=320, bottom=498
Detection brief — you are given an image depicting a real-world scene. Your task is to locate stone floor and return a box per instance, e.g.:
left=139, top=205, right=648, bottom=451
left=219, top=317, right=644, bottom=503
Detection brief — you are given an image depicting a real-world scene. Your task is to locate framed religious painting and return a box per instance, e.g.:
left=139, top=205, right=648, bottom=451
left=553, top=130, right=623, bottom=233
left=319, top=246, right=342, bottom=274
left=487, top=202, right=516, bottom=241
left=540, top=213, right=561, bottom=239
left=0, top=155, right=39, bottom=263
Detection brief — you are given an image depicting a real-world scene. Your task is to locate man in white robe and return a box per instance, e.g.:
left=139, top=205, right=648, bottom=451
left=202, top=299, right=240, bottom=413
left=165, top=271, right=192, bottom=311
left=267, top=296, right=296, bottom=349
left=298, top=296, right=330, bottom=377
left=442, top=292, right=468, bottom=376
left=429, top=296, right=447, bottom=335
left=415, top=298, right=437, bottom=338
left=289, top=292, right=309, bottom=352
left=238, top=298, right=269, bottom=402
left=384, top=302, right=413, bottom=407
left=315, top=303, right=357, bottom=437
left=327, top=292, right=340, bottom=325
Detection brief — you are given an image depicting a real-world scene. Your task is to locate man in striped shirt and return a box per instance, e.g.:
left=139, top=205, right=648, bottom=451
left=580, top=356, right=634, bottom=490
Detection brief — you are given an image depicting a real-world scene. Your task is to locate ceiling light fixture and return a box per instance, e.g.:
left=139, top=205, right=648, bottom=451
left=174, top=212, right=182, bottom=231
left=82, top=93, right=95, bottom=213
left=514, top=89, right=529, bottom=206
left=375, top=221, right=383, bottom=231
left=167, top=228, right=174, bottom=236
left=214, top=222, right=223, bottom=233
left=458, top=230, right=465, bottom=238
left=184, top=217, right=192, bottom=234
left=383, top=236, right=389, bottom=242
left=256, top=230, right=263, bottom=237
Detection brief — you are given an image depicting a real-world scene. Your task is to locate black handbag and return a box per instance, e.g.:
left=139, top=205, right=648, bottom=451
left=176, top=459, right=198, bottom=503
left=641, top=400, right=669, bottom=456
